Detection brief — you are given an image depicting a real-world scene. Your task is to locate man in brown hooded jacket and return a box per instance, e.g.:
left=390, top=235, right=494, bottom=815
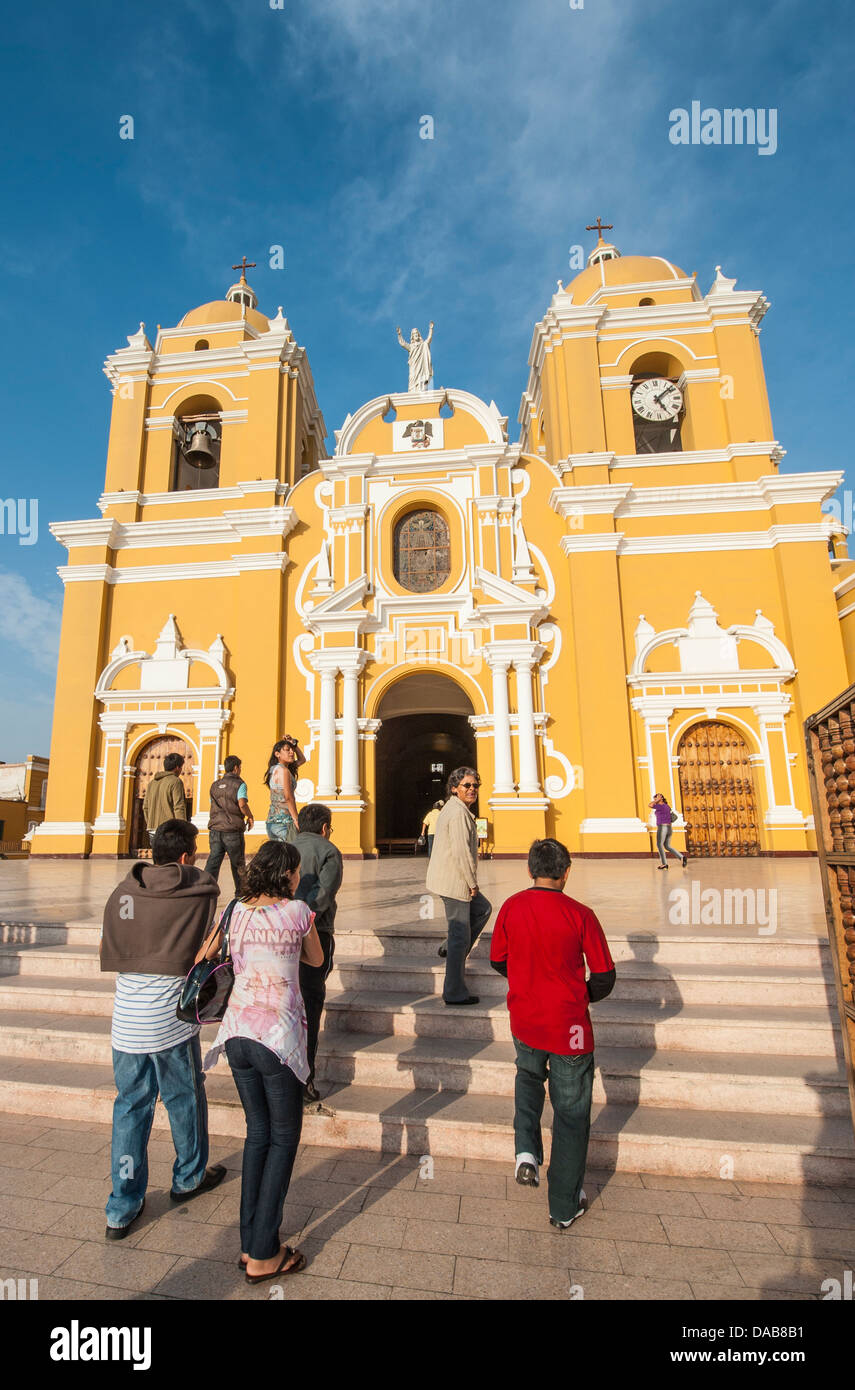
left=100, top=818, right=226, bottom=1238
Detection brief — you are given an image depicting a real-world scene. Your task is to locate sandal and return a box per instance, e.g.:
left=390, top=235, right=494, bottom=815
left=244, top=1244, right=306, bottom=1284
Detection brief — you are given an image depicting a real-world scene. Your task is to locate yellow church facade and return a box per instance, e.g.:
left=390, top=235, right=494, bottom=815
left=32, top=238, right=855, bottom=859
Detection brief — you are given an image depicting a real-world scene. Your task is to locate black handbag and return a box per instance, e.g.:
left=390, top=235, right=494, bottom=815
left=176, top=899, right=238, bottom=1024
left=670, top=811, right=678, bottom=823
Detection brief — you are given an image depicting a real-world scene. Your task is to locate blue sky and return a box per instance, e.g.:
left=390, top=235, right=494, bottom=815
left=1, top=0, right=853, bottom=759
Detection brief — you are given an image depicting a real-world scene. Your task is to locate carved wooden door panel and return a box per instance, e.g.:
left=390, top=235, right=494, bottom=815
left=677, top=722, right=760, bottom=857
left=804, top=687, right=855, bottom=1140
left=128, top=736, right=195, bottom=856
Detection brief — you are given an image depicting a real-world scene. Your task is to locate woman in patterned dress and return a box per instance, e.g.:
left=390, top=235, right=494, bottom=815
left=264, top=738, right=301, bottom=843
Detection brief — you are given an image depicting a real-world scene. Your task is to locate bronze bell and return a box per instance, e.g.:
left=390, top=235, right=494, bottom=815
left=184, top=429, right=217, bottom=467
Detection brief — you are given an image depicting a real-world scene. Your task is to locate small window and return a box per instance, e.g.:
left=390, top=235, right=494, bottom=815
left=639, top=297, right=655, bottom=306
left=194, top=339, right=209, bottom=351
left=394, top=509, right=451, bottom=593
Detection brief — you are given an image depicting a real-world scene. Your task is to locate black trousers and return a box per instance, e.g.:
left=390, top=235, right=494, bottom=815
left=299, top=932, right=335, bottom=1087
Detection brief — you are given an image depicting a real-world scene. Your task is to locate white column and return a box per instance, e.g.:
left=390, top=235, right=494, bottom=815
left=114, top=728, right=128, bottom=818
left=317, top=668, right=338, bottom=798
left=339, top=653, right=367, bottom=797
left=514, top=658, right=541, bottom=795
left=488, top=658, right=515, bottom=795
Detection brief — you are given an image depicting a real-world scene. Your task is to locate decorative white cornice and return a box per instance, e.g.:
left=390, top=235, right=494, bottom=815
left=550, top=484, right=632, bottom=518
left=551, top=471, right=843, bottom=521
left=560, top=533, right=623, bottom=554
left=58, top=554, right=290, bottom=586
left=53, top=507, right=297, bottom=554
left=50, top=519, right=121, bottom=550
left=98, top=479, right=288, bottom=513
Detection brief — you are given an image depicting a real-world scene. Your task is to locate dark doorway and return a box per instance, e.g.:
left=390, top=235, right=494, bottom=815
left=128, top=735, right=195, bottom=857
left=375, top=714, right=477, bottom=839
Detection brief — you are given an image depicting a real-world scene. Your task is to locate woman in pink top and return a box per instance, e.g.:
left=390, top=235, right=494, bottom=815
left=203, top=839, right=323, bottom=1283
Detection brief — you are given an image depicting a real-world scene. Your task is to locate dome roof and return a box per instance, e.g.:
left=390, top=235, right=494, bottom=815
left=566, top=252, right=688, bottom=304
left=179, top=299, right=270, bottom=332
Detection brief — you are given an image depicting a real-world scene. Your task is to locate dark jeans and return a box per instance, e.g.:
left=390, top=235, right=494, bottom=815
left=513, top=1037, right=594, bottom=1222
left=440, top=891, right=492, bottom=1002
left=224, top=1037, right=304, bottom=1260
left=205, top=828, right=246, bottom=893
left=299, top=931, right=335, bottom=1087
left=427, top=834, right=435, bottom=857
left=106, top=1034, right=208, bottom=1228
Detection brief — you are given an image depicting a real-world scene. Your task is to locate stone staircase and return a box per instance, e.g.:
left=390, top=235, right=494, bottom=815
left=1, top=914, right=854, bottom=1184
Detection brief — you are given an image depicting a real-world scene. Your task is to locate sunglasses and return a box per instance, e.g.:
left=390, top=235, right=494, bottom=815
left=459, top=781, right=480, bottom=789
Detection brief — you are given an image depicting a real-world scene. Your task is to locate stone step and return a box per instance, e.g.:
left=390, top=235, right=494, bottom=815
left=322, top=990, right=842, bottom=1056
left=0, top=1055, right=852, bottom=1185
left=337, top=926, right=832, bottom=969
left=0, top=920, right=101, bottom=948
left=328, top=954, right=835, bottom=1008
left=0, top=945, right=106, bottom=979
left=315, top=1032, right=851, bottom=1116
left=0, top=940, right=836, bottom=1011
left=0, top=975, right=116, bottom=1016
left=1, top=917, right=833, bottom=971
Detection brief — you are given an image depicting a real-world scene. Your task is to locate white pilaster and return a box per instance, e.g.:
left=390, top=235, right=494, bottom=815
left=309, top=653, right=342, bottom=798
left=514, top=657, right=542, bottom=796
left=339, top=650, right=368, bottom=797
left=486, top=656, right=514, bottom=795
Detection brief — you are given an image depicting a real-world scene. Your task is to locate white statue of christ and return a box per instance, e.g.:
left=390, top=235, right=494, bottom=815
left=396, top=322, right=434, bottom=392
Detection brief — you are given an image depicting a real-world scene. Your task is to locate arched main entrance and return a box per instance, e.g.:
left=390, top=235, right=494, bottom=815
left=128, top=735, right=196, bottom=856
left=375, top=673, right=477, bottom=842
left=677, top=721, right=760, bottom=857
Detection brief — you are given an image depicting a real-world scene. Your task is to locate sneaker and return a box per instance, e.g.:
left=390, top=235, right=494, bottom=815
left=515, top=1153, right=539, bottom=1187
left=681, top=853, right=689, bottom=868
left=549, top=1191, right=588, bottom=1229
left=656, top=864, right=668, bottom=871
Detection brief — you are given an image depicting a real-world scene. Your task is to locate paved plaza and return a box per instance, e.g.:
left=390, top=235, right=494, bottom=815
left=0, top=855, right=853, bottom=1300
left=0, top=1112, right=853, bottom=1301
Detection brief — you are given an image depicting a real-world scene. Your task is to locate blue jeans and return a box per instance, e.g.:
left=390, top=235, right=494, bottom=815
left=225, top=1037, right=304, bottom=1260
left=657, top=822, right=682, bottom=865
left=106, top=1034, right=209, bottom=1228
left=513, top=1037, right=594, bottom=1223
left=440, top=891, right=492, bottom=1001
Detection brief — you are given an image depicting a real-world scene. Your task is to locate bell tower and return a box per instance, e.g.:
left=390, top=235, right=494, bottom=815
left=33, top=268, right=327, bottom=858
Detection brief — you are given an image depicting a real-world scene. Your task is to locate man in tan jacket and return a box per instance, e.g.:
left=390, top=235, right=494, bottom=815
left=143, top=753, right=189, bottom=847
left=425, top=767, right=492, bottom=1004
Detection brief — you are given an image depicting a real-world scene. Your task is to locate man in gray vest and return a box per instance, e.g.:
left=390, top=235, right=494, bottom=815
left=204, top=755, right=254, bottom=893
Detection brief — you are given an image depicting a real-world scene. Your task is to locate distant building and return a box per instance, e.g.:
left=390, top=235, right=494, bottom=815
left=0, top=757, right=49, bottom=855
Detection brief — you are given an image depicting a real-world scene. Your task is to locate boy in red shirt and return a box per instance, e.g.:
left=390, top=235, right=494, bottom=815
left=490, top=838, right=615, bottom=1229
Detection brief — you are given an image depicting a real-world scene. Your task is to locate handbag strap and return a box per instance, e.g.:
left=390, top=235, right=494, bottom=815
left=217, top=897, right=239, bottom=959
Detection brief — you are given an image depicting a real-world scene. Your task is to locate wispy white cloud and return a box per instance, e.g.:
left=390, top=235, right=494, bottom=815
left=0, top=570, right=62, bottom=676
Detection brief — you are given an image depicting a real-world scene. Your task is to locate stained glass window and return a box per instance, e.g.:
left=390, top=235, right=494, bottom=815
left=394, top=509, right=451, bottom=593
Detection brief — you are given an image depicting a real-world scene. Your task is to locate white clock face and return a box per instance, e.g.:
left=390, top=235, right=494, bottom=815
left=631, top=377, right=683, bottom=422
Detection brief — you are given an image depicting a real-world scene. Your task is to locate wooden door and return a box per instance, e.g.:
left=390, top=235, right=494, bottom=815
left=677, top=722, right=760, bottom=857
left=129, top=736, right=195, bottom=856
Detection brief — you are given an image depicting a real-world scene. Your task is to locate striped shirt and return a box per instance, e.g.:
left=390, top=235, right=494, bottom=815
left=111, top=973, right=199, bottom=1054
